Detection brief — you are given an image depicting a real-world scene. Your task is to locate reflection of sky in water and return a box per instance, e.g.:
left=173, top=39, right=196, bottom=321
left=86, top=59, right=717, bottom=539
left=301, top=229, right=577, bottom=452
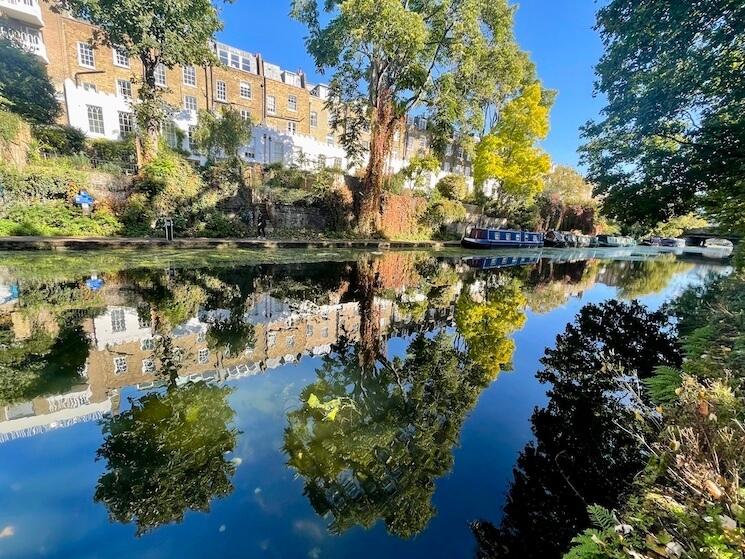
left=0, top=255, right=730, bottom=559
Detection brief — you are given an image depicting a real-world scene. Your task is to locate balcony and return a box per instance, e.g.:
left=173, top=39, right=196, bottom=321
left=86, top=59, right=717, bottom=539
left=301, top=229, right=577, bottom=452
left=0, top=22, right=48, bottom=61
left=0, top=0, right=44, bottom=27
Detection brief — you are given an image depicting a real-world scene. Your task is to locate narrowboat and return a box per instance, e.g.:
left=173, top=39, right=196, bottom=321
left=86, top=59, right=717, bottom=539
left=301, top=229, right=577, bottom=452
left=463, top=255, right=541, bottom=270
left=704, top=238, right=733, bottom=249
left=641, top=237, right=662, bottom=246
left=544, top=230, right=567, bottom=248
left=597, top=235, right=636, bottom=247
left=461, top=227, right=544, bottom=249
left=661, top=238, right=686, bottom=248
left=563, top=232, right=579, bottom=248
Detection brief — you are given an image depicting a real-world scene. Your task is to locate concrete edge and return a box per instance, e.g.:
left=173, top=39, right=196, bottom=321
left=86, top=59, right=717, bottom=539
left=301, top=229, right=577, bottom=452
left=0, top=236, right=463, bottom=251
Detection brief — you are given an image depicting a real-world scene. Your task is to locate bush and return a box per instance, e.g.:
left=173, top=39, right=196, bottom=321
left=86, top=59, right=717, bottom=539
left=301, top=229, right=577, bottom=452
left=435, top=174, right=467, bottom=201
left=0, top=201, right=122, bottom=237
left=120, top=193, right=156, bottom=237
left=0, top=163, right=87, bottom=204
left=0, top=110, right=22, bottom=144
left=134, top=148, right=204, bottom=218
left=32, top=125, right=86, bottom=155
left=422, top=198, right=467, bottom=228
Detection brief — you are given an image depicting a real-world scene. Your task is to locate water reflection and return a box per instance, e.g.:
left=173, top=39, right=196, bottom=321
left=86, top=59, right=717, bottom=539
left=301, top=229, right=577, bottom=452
left=0, top=248, right=723, bottom=550
left=471, top=300, right=682, bottom=558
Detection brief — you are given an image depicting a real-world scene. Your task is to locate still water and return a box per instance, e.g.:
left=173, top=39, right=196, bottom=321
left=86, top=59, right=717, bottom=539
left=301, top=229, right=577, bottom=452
left=0, top=248, right=729, bottom=559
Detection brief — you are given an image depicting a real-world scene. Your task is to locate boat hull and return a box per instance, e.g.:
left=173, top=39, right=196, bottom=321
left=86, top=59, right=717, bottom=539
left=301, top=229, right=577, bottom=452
left=460, top=238, right=543, bottom=249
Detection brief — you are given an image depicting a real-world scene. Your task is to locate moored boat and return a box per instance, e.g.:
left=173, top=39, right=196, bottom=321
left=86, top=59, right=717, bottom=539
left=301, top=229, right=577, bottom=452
left=597, top=235, right=636, bottom=247
left=661, top=237, right=686, bottom=248
left=461, top=227, right=544, bottom=249
left=544, top=230, right=567, bottom=248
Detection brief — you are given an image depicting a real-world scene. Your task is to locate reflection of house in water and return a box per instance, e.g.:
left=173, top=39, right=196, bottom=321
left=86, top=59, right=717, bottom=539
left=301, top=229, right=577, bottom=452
left=0, top=288, right=454, bottom=444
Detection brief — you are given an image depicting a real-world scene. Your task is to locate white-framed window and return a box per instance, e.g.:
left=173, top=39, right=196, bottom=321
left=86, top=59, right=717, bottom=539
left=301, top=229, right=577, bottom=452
left=110, top=308, right=126, bottom=332
left=215, top=80, right=227, bottom=102
left=77, top=42, right=95, bottom=68
left=113, top=356, right=128, bottom=375
left=266, top=95, right=276, bottom=114
left=118, top=111, right=134, bottom=136
left=116, top=78, right=132, bottom=98
left=183, top=65, right=196, bottom=86
left=141, top=359, right=155, bottom=374
left=321, top=327, right=329, bottom=338
left=287, top=335, right=295, bottom=348
left=154, top=63, right=167, bottom=87
left=197, top=331, right=206, bottom=343
left=326, top=133, right=335, bottom=147
left=240, top=109, right=251, bottom=121
left=317, top=154, right=326, bottom=168
left=306, top=324, right=314, bottom=336
left=288, top=95, right=297, bottom=111
left=230, top=52, right=240, bottom=69
left=239, top=81, right=252, bottom=99
left=82, top=82, right=97, bottom=93
left=163, top=120, right=179, bottom=148
left=188, top=125, right=198, bottom=152
left=184, top=95, right=197, bottom=112
left=218, top=48, right=229, bottom=65
left=113, top=47, right=129, bottom=68
left=287, top=121, right=297, bottom=135
left=267, top=332, right=277, bottom=346
left=310, top=111, right=318, bottom=128
left=198, top=348, right=209, bottom=364
left=87, top=105, right=105, bottom=134
left=140, top=338, right=155, bottom=351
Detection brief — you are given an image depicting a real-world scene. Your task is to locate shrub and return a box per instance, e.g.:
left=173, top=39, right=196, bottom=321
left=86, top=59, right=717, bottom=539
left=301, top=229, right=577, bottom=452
left=32, top=125, right=86, bottom=155
left=435, top=174, right=467, bottom=201
left=86, top=137, right=136, bottom=166
left=134, top=148, right=204, bottom=218
left=0, top=163, right=87, bottom=204
left=0, top=110, right=22, bottom=144
left=422, top=198, right=467, bottom=228
left=120, top=193, right=156, bottom=237
left=0, top=201, right=122, bottom=237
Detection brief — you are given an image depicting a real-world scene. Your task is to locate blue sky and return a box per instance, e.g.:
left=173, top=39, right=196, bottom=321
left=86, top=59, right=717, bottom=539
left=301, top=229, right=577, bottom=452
left=216, top=0, right=606, bottom=169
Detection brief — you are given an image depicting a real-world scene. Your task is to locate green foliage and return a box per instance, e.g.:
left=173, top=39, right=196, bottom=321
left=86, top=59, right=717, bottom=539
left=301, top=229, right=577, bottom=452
left=0, top=201, right=122, bottom=237
left=95, top=382, right=238, bottom=536
left=435, top=174, right=467, bottom=201
left=86, top=137, right=136, bottom=165
left=544, top=165, right=593, bottom=204
left=0, top=110, right=22, bottom=144
left=402, top=153, right=441, bottom=190
left=0, top=38, right=60, bottom=124
left=0, top=162, right=87, bottom=204
left=581, top=0, right=745, bottom=230
left=193, top=107, right=252, bottom=161
left=32, top=125, right=87, bottom=155
left=134, top=148, right=204, bottom=218
left=649, top=213, right=709, bottom=239
left=643, top=366, right=682, bottom=404
left=587, top=505, right=616, bottom=532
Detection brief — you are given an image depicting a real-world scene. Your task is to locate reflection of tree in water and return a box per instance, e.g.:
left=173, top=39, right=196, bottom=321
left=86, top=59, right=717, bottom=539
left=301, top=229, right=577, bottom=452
left=284, top=332, right=492, bottom=539
left=455, top=275, right=527, bottom=377
left=471, top=300, right=682, bottom=558
left=601, top=256, right=693, bottom=299
left=95, top=372, right=238, bottom=535
left=523, top=260, right=600, bottom=314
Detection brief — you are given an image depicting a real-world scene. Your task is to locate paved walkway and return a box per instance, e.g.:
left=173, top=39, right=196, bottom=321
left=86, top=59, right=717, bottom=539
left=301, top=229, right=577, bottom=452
left=0, top=236, right=462, bottom=251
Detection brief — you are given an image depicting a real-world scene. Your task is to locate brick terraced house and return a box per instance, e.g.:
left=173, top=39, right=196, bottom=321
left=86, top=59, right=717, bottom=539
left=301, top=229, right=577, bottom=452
left=0, top=0, right=475, bottom=190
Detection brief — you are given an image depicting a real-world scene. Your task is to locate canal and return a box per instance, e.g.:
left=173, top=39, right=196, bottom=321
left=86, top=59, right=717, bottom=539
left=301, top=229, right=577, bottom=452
left=0, top=248, right=730, bottom=558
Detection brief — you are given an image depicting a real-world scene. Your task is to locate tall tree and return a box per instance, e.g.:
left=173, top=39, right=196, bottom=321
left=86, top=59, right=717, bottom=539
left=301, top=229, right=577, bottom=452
left=0, top=38, right=60, bottom=124
left=581, top=0, right=745, bottom=231
left=473, top=83, right=553, bottom=212
left=292, top=0, right=534, bottom=234
left=193, top=107, right=253, bottom=163
left=59, top=0, right=224, bottom=162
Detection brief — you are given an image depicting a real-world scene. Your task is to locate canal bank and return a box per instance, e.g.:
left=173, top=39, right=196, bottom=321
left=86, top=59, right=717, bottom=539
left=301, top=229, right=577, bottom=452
left=0, top=236, right=463, bottom=251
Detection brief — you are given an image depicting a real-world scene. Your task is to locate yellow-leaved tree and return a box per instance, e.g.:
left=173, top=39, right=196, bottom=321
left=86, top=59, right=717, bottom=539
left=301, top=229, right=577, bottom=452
left=474, top=83, right=552, bottom=212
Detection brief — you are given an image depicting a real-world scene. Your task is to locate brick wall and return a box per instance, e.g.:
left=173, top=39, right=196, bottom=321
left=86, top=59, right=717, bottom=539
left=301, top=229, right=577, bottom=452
left=380, top=193, right=427, bottom=239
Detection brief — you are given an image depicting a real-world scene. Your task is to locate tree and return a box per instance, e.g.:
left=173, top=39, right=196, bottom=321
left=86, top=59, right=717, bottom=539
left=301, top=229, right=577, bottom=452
left=284, top=332, right=493, bottom=538
left=401, top=152, right=441, bottom=190
left=0, top=38, right=60, bottom=124
left=435, top=174, right=467, bottom=201
left=60, top=0, right=225, bottom=163
left=580, top=0, right=745, bottom=231
left=193, top=107, right=253, bottom=163
left=543, top=165, right=592, bottom=205
left=292, top=0, right=534, bottom=234
left=471, top=301, right=681, bottom=558
left=473, top=83, right=552, bottom=212
left=650, top=213, right=709, bottom=239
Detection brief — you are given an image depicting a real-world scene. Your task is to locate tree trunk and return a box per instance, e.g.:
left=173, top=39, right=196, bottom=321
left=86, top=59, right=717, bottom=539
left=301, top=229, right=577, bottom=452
left=358, top=91, right=397, bottom=236
left=137, top=57, right=161, bottom=166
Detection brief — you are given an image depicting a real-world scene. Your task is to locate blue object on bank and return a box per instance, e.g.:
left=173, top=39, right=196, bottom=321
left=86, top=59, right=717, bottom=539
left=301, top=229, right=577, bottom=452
left=86, top=277, right=104, bottom=291
left=75, top=191, right=95, bottom=206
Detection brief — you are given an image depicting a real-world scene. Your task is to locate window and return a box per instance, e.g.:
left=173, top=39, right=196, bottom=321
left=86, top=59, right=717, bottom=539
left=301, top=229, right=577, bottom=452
left=183, top=95, right=197, bottom=112
left=288, top=95, right=297, bottom=111
left=230, top=53, right=240, bottom=69
left=118, top=111, right=134, bottom=136
left=326, top=133, right=335, bottom=147
left=183, top=65, right=196, bottom=86
left=116, top=78, right=132, bottom=98
left=240, top=109, right=251, bottom=121
left=321, top=327, right=329, bottom=338
left=163, top=121, right=179, bottom=148
left=218, top=48, right=229, bottom=65
left=198, top=348, right=209, bottom=364
left=266, top=95, right=276, bottom=114
left=141, top=359, right=155, bottom=374
left=141, top=338, right=155, bottom=351
left=154, top=64, right=166, bottom=87
left=267, top=332, right=277, bottom=346
left=216, top=80, right=227, bottom=102
left=81, top=82, right=97, bottom=93
left=287, top=121, right=297, bottom=135
left=310, top=111, right=318, bottom=128
left=77, top=42, right=95, bottom=68
left=110, top=309, right=126, bottom=332
left=287, top=335, right=295, bottom=348
left=188, top=125, right=198, bottom=152
left=113, top=47, right=129, bottom=68
left=113, top=357, right=128, bottom=375
left=306, top=324, right=314, bottom=336
left=87, top=105, right=105, bottom=134
left=241, top=58, right=253, bottom=73
left=239, top=81, right=251, bottom=99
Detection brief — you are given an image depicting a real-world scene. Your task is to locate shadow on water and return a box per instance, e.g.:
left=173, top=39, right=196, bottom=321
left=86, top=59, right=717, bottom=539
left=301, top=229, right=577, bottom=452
left=0, top=249, right=728, bottom=550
